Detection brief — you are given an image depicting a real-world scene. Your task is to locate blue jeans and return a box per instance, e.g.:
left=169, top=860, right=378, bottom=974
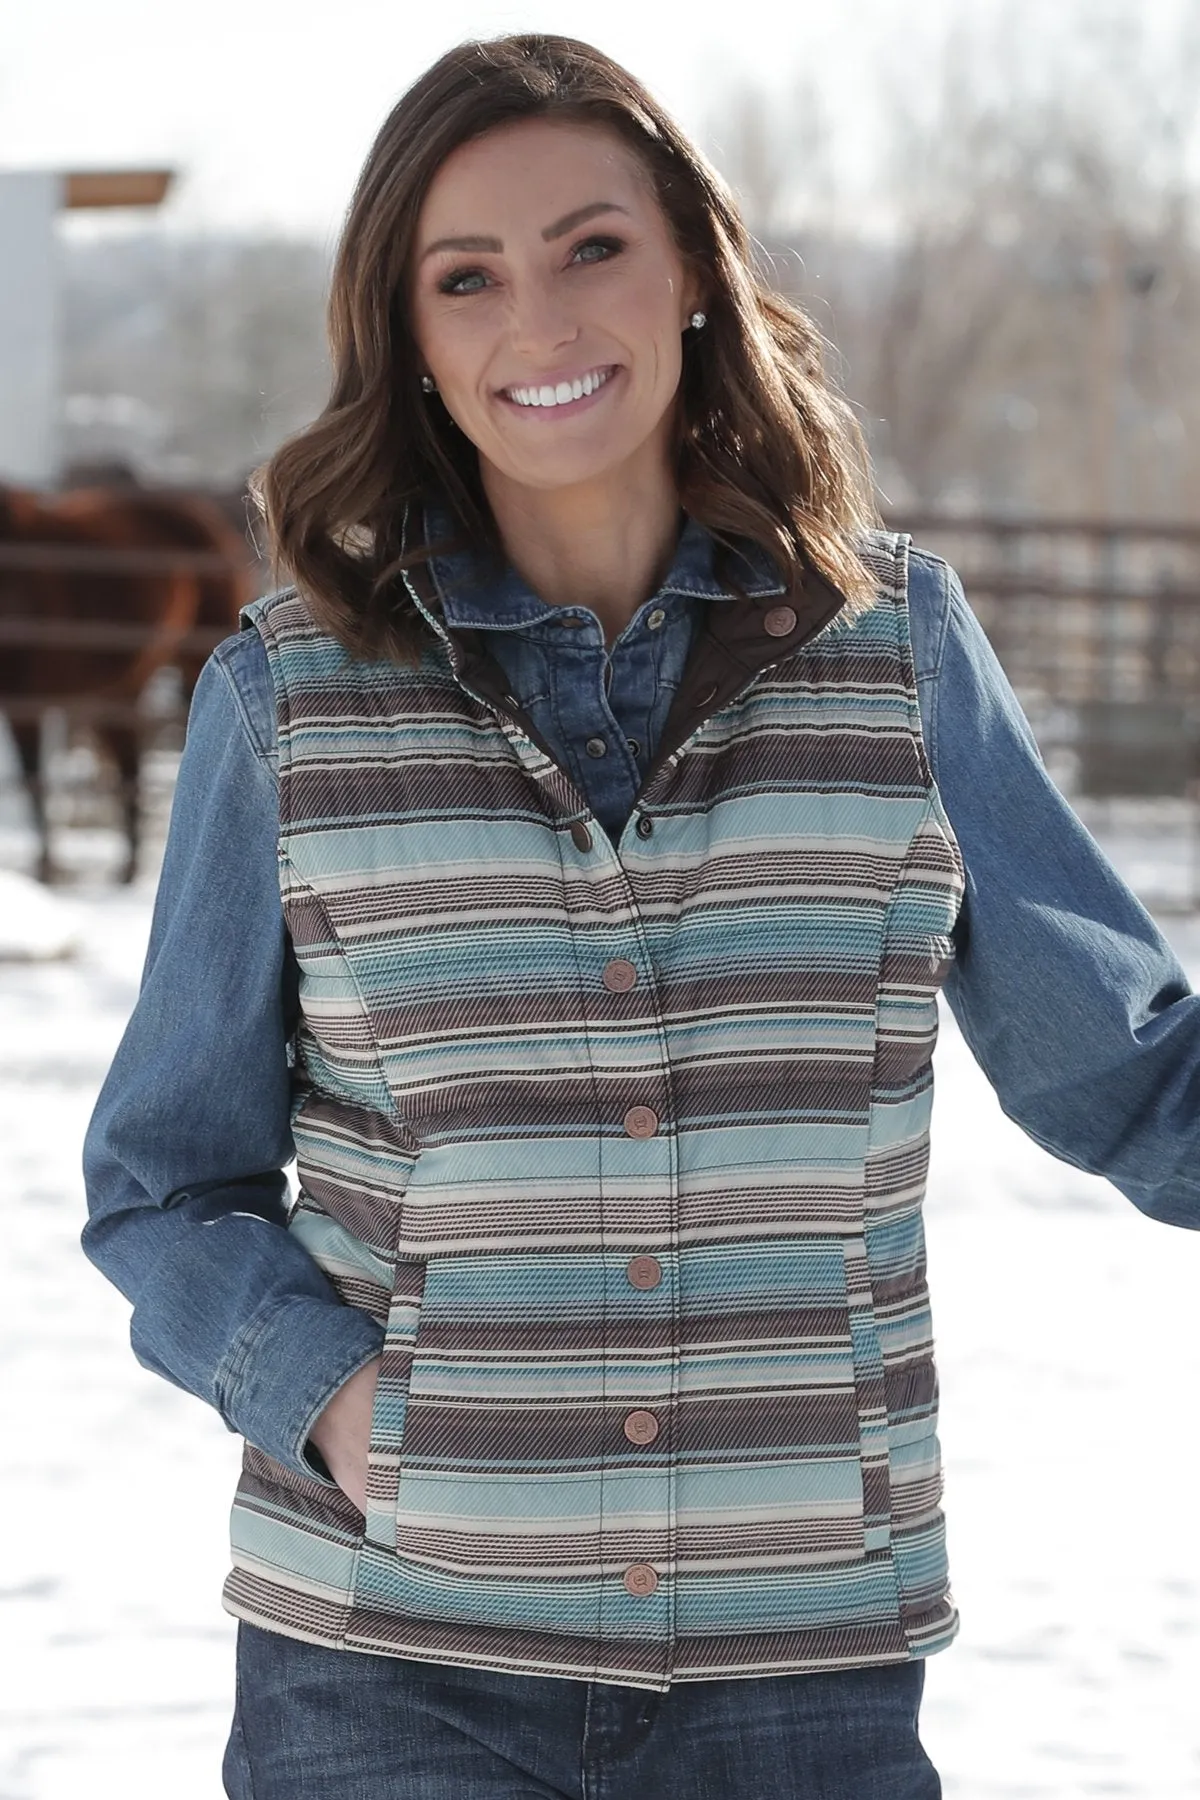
left=223, top=1622, right=941, bottom=1799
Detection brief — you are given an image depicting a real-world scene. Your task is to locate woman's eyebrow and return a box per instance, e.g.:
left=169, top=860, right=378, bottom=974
left=419, top=201, right=630, bottom=262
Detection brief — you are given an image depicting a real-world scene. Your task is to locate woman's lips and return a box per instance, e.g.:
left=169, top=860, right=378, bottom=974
left=497, top=365, right=621, bottom=417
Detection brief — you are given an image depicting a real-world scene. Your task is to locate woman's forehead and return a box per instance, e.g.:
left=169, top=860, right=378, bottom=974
left=418, top=119, right=652, bottom=233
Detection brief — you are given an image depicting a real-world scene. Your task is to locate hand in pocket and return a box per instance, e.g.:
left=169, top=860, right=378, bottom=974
left=307, top=1355, right=382, bottom=1514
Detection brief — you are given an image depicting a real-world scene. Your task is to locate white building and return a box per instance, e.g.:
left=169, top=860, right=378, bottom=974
left=0, top=168, right=172, bottom=486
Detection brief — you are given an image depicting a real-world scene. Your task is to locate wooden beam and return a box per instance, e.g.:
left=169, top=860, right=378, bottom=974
left=62, top=170, right=174, bottom=210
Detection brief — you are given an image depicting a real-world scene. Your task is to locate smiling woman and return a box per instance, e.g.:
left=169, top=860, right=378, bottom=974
left=82, top=24, right=1200, bottom=1800
left=254, top=33, right=881, bottom=659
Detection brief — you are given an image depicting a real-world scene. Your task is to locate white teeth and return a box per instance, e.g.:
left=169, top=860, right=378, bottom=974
left=506, top=367, right=611, bottom=408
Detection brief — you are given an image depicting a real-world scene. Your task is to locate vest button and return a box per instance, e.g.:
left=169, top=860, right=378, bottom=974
left=635, top=814, right=654, bottom=840
left=602, top=959, right=637, bottom=993
left=623, top=1410, right=660, bottom=1446
left=623, top=1563, right=659, bottom=1597
left=585, top=736, right=608, bottom=758
left=626, top=1255, right=662, bottom=1290
left=763, top=604, right=798, bottom=638
left=570, top=822, right=593, bottom=852
left=623, top=1105, right=659, bottom=1139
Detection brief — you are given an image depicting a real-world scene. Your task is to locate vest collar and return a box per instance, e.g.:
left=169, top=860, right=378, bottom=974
left=404, top=495, right=852, bottom=787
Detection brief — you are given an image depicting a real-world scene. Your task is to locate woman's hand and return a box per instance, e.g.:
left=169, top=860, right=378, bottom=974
left=307, top=1354, right=382, bottom=1514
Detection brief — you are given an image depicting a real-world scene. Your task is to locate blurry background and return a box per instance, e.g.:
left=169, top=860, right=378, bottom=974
left=2, top=2, right=1199, bottom=1795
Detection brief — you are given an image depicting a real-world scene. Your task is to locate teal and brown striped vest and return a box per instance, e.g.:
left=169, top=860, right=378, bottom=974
left=223, top=530, right=966, bottom=1690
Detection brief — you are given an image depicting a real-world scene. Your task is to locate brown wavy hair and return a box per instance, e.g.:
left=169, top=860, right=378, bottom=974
left=255, top=33, right=882, bottom=661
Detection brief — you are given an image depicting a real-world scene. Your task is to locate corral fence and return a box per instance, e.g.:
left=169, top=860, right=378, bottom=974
left=887, top=515, right=1200, bottom=910
left=3, top=516, right=1200, bottom=900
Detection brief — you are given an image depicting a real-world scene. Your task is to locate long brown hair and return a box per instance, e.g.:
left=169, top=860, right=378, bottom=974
left=256, top=33, right=882, bottom=661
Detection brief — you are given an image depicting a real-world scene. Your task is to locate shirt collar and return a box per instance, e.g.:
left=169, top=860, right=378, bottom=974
left=421, top=496, right=784, bottom=633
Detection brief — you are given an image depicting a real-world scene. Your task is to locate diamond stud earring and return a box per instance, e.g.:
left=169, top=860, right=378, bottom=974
left=689, top=311, right=707, bottom=330
left=420, top=374, right=436, bottom=393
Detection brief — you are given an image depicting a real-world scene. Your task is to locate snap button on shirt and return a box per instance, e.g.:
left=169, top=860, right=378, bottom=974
left=646, top=608, right=666, bottom=630
left=635, top=814, right=654, bottom=840
left=623, top=1564, right=659, bottom=1597
left=602, top=959, right=638, bottom=993
left=626, top=1255, right=663, bottom=1290
left=623, top=1105, right=660, bottom=1139
left=763, top=604, right=798, bottom=638
left=623, top=1410, right=660, bottom=1446
left=570, top=822, right=593, bottom=852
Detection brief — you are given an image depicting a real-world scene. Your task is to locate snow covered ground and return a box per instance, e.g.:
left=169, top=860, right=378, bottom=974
left=2, top=804, right=1200, bottom=1798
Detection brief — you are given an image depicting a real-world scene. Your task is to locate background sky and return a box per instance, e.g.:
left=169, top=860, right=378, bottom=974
left=1, top=0, right=986, bottom=241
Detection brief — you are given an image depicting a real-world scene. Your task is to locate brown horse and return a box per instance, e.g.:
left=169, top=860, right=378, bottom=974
left=0, top=485, right=257, bottom=882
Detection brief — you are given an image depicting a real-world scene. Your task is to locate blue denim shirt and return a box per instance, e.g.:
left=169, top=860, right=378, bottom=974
left=426, top=507, right=712, bottom=845
left=81, top=533, right=1200, bottom=1488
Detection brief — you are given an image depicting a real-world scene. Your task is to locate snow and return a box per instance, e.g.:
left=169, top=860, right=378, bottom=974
left=0, top=871, right=83, bottom=963
left=2, top=816, right=1199, bottom=1798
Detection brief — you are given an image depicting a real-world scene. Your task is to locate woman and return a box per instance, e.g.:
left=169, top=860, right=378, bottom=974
left=82, top=33, right=1200, bottom=1800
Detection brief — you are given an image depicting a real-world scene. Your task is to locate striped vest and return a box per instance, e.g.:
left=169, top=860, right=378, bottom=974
left=223, top=531, right=966, bottom=1690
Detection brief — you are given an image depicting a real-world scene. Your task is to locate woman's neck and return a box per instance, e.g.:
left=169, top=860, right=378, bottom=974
left=480, top=454, right=683, bottom=645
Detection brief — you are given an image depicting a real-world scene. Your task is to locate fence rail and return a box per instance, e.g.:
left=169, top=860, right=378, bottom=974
left=4, top=510, right=1200, bottom=892
left=0, top=542, right=252, bottom=576
left=0, top=618, right=235, bottom=652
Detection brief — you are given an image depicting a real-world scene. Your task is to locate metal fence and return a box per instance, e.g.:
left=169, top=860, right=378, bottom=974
left=4, top=516, right=1200, bottom=896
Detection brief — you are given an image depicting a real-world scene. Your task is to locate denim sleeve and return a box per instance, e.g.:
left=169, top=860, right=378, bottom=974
left=81, top=630, right=384, bottom=1482
left=910, top=549, right=1200, bottom=1228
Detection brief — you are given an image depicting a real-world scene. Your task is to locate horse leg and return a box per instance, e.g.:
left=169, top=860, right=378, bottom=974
left=10, top=717, right=54, bottom=883
left=104, top=724, right=143, bottom=884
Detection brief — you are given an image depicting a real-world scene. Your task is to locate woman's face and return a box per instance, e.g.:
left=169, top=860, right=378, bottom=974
left=409, top=116, right=702, bottom=496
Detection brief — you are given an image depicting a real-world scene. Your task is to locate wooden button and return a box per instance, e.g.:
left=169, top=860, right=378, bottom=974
left=623, top=1563, right=659, bottom=1597
left=623, top=1410, right=660, bottom=1446
left=623, top=1105, right=659, bottom=1139
left=602, top=959, right=637, bottom=993
left=626, top=1255, right=662, bottom=1290
left=763, top=604, right=798, bottom=638
left=570, top=822, right=593, bottom=852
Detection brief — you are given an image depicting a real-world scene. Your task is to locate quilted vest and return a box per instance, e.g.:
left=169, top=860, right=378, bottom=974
left=222, top=531, right=966, bottom=1690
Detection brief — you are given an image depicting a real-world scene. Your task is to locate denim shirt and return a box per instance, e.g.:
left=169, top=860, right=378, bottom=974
left=81, top=533, right=1200, bottom=1487
left=426, top=506, right=710, bottom=845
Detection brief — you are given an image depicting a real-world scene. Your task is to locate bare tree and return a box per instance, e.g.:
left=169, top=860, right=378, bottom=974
left=705, top=0, right=1200, bottom=520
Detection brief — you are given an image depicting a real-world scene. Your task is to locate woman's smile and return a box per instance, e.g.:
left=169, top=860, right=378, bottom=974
left=497, top=363, right=621, bottom=415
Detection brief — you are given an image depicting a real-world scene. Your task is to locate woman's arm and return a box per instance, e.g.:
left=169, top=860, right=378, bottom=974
left=81, top=633, right=383, bottom=1483
left=911, top=550, right=1200, bottom=1227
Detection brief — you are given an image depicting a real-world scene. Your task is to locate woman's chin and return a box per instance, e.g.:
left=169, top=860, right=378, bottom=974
left=485, top=440, right=636, bottom=494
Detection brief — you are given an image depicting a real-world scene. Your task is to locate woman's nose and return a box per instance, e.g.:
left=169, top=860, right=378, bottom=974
left=506, top=282, right=580, bottom=360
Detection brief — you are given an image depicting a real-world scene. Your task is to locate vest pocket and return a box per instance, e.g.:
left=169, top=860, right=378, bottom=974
left=843, top=1236, right=895, bottom=1556
left=361, top=1256, right=427, bottom=1550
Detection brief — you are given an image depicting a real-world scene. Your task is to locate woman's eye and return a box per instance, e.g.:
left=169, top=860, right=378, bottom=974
left=437, top=267, right=490, bottom=296
left=572, top=236, right=623, bottom=265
